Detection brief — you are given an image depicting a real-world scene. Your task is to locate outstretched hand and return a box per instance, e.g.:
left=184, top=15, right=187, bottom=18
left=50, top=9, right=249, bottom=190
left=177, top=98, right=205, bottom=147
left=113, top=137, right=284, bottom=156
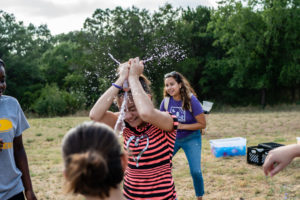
left=263, top=144, right=300, bottom=177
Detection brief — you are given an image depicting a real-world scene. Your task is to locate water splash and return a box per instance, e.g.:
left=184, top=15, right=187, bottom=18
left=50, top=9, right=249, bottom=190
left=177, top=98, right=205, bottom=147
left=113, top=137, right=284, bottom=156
left=109, top=42, right=186, bottom=66
left=108, top=53, right=128, bottom=136
left=143, top=42, right=187, bottom=64
left=114, top=91, right=128, bottom=136
left=108, top=42, right=187, bottom=135
left=108, top=53, right=121, bottom=65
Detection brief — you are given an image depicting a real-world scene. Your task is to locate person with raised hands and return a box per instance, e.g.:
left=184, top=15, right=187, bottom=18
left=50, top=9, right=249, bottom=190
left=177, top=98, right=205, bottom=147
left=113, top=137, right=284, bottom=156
left=90, top=57, right=179, bottom=199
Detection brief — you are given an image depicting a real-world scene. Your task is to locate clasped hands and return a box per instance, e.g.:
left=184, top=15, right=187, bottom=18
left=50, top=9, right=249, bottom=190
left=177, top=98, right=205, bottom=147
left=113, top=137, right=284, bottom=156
left=118, top=57, right=144, bottom=82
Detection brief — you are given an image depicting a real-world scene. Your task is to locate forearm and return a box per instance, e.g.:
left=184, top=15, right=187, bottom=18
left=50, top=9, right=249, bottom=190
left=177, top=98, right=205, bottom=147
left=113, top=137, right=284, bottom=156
left=286, top=144, right=300, bottom=158
left=179, top=122, right=205, bottom=130
left=14, top=148, right=34, bottom=193
left=89, top=78, right=124, bottom=121
left=128, top=76, right=154, bottom=117
left=179, top=113, right=206, bottom=130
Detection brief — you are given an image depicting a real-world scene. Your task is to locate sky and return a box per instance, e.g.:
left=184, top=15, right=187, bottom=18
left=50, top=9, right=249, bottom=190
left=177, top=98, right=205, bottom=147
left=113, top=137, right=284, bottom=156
left=1, top=0, right=218, bottom=35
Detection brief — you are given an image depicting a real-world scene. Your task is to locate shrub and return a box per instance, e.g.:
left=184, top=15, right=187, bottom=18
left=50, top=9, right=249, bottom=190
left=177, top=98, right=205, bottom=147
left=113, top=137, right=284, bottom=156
left=31, top=84, right=84, bottom=116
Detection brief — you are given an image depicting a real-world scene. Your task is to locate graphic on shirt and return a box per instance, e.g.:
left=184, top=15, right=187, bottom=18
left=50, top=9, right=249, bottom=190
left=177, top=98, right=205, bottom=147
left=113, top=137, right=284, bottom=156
left=0, top=118, right=13, bottom=133
left=126, top=134, right=149, bottom=167
left=1, top=142, right=12, bottom=150
left=170, top=106, right=185, bottom=122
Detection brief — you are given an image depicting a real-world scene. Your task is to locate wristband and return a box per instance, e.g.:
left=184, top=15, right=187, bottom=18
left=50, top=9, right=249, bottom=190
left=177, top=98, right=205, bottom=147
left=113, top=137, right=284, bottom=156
left=112, top=83, right=123, bottom=90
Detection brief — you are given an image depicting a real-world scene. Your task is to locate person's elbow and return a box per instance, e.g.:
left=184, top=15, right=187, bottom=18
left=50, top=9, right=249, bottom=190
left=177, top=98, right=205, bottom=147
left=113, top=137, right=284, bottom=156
left=89, top=110, right=98, bottom=121
left=199, top=114, right=206, bottom=129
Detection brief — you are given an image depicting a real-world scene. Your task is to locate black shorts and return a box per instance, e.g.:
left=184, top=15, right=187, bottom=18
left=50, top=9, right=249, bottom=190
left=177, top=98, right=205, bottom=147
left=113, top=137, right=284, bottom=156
left=8, top=192, right=25, bottom=200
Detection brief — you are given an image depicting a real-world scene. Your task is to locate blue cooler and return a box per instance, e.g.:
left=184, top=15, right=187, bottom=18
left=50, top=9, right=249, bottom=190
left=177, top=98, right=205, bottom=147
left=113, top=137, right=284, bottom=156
left=210, top=137, right=247, bottom=158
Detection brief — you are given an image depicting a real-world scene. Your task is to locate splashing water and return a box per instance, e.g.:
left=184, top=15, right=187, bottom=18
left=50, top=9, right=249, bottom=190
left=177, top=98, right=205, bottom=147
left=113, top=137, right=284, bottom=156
left=108, top=42, right=187, bottom=135
left=142, top=42, right=187, bottom=81
left=109, top=42, right=186, bottom=66
left=114, top=91, right=128, bottom=136
left=143, top=42, right=187, bottom=64
left=108, top=53, right=121, bottom=65
left=108, top=53, right=128, bottom=136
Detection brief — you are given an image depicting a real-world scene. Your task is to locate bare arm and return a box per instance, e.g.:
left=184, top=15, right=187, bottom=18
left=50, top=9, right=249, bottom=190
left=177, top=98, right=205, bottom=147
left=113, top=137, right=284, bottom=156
left=89, top=62, right=129, bottom=128
left=128, top=58, right=174, bottom=131
left=178, top=113, right=206, bottom=130
left=89, top=82, right=121, bottom=128
left=13, top=135, right=37, bottom=200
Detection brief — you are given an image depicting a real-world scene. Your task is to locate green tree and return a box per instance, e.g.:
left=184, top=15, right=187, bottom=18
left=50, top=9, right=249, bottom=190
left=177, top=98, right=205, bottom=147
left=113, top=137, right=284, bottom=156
left=0, top=10, right=52, bottom=109
left=208, top=0, right=300, bottom=106
left=81, top=5, right=184, bottom=105
left=40, top=41, right=79, bottom=87
left=174, top=6, right=224, bottom=103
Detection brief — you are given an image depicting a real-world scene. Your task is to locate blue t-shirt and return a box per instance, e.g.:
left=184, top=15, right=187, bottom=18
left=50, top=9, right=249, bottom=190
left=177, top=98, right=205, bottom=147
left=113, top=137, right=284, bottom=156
left=0, top=95, right=29, bottom=199
left=160, top=95, right=203, bottom=139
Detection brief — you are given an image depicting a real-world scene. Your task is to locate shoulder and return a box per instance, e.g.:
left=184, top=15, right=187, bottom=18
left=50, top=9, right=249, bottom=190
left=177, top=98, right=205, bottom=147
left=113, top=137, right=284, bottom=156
left=160, top=97, right=166, bottom=104
left=190, top=94, right=200, bottom=104
left=1, top=95, right=19, bottom=105
left=190, top=95, right=203, bottom=112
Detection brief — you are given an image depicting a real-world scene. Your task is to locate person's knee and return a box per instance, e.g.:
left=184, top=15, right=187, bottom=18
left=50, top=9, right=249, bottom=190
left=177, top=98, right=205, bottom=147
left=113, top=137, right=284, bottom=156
left=190, top=169, right=202, bottom=178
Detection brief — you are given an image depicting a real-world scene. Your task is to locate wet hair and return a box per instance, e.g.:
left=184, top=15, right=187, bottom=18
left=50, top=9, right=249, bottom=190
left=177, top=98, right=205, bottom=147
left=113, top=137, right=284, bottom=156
left=117, top=74, right=152, bottom=101
left=0, top=59, right=5, bottom=69
left=62, top=121, right=123, bottom=198
left=163, top=71, right=197, bottom=111
left=138, top=74, right=152, bottom=94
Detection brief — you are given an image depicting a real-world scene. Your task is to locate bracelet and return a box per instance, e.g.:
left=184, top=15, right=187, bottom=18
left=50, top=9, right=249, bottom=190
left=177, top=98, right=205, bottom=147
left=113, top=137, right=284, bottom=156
left=112, top=83, right=123, bottom=90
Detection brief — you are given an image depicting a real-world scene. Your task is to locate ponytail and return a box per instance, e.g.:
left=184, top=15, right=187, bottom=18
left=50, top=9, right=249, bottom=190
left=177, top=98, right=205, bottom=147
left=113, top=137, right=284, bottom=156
left=65, top=151, right=111, bottom=198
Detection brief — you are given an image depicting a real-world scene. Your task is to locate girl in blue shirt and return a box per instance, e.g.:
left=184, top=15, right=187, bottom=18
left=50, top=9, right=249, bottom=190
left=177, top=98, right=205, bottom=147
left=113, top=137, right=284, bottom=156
left=0, top=59, right=37, bottom=200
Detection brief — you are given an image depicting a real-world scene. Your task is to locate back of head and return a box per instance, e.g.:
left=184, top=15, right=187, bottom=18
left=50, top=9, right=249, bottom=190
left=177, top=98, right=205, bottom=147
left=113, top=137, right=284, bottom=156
left=62, top=121, right=123, bottom=198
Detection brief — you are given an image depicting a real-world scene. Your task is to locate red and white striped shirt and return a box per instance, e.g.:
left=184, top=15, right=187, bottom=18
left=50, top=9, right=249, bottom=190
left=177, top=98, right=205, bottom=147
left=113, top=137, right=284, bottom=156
left=123, top=115, right=178, bottom=199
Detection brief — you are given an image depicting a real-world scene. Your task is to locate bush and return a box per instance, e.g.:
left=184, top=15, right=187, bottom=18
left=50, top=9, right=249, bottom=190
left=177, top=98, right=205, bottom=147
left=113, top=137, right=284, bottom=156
left=31, top=84, right=85, bottom=116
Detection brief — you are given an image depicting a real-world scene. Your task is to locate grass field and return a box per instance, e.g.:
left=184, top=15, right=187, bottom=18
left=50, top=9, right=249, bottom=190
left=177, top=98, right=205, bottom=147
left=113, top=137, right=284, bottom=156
left=23, top=110, right=300, bottom=200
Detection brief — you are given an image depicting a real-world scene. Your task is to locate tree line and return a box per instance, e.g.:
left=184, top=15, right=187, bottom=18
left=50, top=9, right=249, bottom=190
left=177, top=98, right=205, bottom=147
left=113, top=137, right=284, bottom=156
left=0, top=0, right=299, bottom=116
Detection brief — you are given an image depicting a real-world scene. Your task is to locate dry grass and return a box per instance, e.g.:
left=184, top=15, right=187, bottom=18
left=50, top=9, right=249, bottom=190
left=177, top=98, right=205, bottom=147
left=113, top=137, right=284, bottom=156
left=23, top=111, right=300, bottom=200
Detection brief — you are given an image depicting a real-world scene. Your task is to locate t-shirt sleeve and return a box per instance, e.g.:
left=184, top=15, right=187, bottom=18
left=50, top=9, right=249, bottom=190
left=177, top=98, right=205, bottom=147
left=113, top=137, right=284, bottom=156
left=159, top=99, right=166, bottom=111
left=16, top=103, right=30, bottom=137
left=191, top=95, right=203, bottom=116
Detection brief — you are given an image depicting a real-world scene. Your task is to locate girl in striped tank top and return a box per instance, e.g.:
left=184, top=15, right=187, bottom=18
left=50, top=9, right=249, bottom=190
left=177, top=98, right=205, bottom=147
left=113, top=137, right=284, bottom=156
left=90, top=57, right=178, bottom=199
